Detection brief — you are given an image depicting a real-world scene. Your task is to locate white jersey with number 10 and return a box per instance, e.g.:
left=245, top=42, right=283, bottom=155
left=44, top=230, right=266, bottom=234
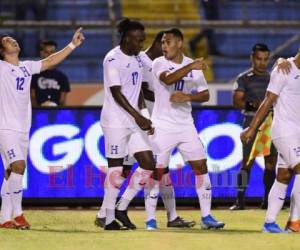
left=151, top=55, right=208, bottom=132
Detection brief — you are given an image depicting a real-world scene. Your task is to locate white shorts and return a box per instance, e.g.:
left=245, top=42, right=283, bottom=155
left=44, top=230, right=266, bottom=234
left=273, top=135, right=300, bottom=169
left=102, top=126, right=152, bottom=159
left=0, top=130, right=29, bottom=170
left=151, top=126, right=206, bottom=167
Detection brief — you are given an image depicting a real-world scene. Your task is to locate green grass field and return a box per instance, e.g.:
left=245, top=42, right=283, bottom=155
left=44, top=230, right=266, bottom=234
left=1, top=209, right=299, bottom=250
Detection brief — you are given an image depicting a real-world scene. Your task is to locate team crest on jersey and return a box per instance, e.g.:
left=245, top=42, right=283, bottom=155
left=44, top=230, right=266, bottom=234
left=135, top=56, right=143, bottom=68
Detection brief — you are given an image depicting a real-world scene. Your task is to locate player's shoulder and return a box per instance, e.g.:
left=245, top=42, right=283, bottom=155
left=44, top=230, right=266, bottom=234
left=103, top=46, right=121, bottom=64
left=183, top=55, right=193, bottom=64
left=139, top=51, right=152, bottom=65
left=153, top=56, right=165, bottom=63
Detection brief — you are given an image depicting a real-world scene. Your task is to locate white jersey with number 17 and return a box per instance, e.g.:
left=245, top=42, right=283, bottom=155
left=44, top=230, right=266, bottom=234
left=0, top=60, right=41, bottom=133
left=100, top=46, right=144, bottom=128
left=151, top=55, right=208, bottom=132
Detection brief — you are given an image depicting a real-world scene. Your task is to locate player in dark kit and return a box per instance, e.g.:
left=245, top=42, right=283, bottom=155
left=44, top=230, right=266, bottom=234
left=230, top=44, right=277, bottom=210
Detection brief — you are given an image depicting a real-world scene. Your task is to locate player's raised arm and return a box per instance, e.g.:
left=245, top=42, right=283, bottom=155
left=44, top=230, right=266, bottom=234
left=40, top=28, right=85, bottom=71
left=160, top=58, right=207, bottom=86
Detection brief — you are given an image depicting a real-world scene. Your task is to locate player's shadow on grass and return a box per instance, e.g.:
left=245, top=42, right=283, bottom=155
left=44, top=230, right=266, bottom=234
left=30, top=228, right=102, bottom=234
left=140, top=228, right=262, bottom=234
left=30, top=228, right=261, bottom=234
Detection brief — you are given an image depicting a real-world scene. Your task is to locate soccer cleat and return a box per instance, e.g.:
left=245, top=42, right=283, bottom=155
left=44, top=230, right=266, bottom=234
left=115, top=210, right=136, bottom=230
left=94, top=217, right=106, bottom=228
left=104, top=220, right=128, bottom=230
left=167, top=216, right=196, bottom=228
left=0, top=221, right=16, bottom=229
left=145, top=219, right=158, bottom=230
left=285, top=220, right=300, bottom=233
left=201, top=215, right=225, bottom=229
left=14, top=214, right=30, bottom=230
left=229, top=203, right=245, bottom=211
left=263, top=222, right=286, bottom=233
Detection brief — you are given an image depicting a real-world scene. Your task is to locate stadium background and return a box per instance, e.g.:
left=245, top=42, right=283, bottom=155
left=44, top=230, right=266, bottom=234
left=0, top=0, right=299, bottom=206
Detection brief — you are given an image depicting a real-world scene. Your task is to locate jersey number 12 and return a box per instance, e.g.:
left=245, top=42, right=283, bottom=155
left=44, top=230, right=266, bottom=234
left=16, top=77, right=25, bottom=91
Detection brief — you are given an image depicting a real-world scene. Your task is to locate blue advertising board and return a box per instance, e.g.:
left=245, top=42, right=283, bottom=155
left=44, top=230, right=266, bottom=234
left=0, top=107, right=269, bottom=199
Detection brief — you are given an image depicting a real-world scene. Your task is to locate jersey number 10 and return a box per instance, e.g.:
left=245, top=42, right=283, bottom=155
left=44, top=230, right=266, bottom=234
left=16, top=77, right=25, bottom=91
left=174, top=80, right=185, bottom=91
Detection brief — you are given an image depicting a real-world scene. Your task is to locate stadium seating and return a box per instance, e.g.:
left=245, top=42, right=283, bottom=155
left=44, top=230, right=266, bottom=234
left=1, top=0, right=300, bottom=82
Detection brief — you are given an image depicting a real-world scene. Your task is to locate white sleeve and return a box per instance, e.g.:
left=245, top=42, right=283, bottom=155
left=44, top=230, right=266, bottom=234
left=193, top=70, right=209, bottom=92
left=267, top=67, right=286, bottom=96
left=152, top=59, right=169, bottom=79
left=104, top=57, right=121, bottom=87
left=26, top=60, right=42, bottom=75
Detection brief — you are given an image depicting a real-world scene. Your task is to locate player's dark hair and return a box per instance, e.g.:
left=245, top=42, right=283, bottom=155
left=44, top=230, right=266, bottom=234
left=0, top=34, right=9, bottom=60
left=251, top=43, right=270, bottom=55
left=153, top=31, right=165, bottom=43
left=117, top=18, right=144, bottom=44
left=39, top=40, right=58, bottom=51
left=164, top=28, right=184, bottom=40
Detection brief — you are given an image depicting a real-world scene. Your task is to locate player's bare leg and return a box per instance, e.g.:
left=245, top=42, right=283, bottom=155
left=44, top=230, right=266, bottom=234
left=190, top=159, right=225, bottom=229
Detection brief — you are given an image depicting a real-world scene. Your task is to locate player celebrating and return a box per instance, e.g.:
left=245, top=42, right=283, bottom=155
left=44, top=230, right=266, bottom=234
left=0, top=28, right=84, bottom=229
left=241, top=51, right=300, bottom=233
left=96, top=30, right=194, bottom=230
left=150, top=28, right=225, bottom=229
left=100, top=18, right=157, bottom=230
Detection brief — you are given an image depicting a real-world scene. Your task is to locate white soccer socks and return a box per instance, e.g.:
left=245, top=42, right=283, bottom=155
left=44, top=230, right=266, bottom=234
left=160, top=173, right=177, bottom=222
left=116, top=167, right=152, bottom=211
left=144, top=173, right=177, bottom=222
left=265, top=180, right=287, bottom=223
left=195, top=173, right=212, bottom=218
left=144, top=178, right=159, bottom=222
left=289, top=182, right=299, bottom=221
left=291, top=175, right=300, bottom=220
left=8, top=173, right=23, bottom=218
left=0, top=178, right=12, bottom=223
left=103, top=167, right=125, bottom=225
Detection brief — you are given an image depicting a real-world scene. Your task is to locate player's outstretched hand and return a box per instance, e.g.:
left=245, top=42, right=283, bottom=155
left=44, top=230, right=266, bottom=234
left=240, top=127, right=256, bottom=144
left=276, top=58, right=292, bottom=75
left=170, top=91, right=190, bottom=103
left=135, top=115, right=154, bottom=134
left=71, top=27, right=85, bottom=47
left=191, top=58, right=208, bottom=71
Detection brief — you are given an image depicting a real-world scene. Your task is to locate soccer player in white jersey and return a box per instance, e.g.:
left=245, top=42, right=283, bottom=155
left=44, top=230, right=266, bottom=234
left=150, top=28, right=225, bottom=229
left=96, top=30, right=194, bottom=230
left=241, top=50, right=300, bottom=233
left=100, top=18, right=158, bottom=230
left=0, top=29, right=84, bottom=229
